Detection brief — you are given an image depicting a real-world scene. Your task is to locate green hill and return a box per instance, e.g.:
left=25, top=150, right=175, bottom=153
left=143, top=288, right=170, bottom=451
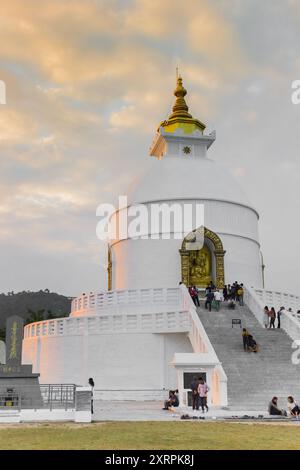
left=0, top=290, right=72, bottom=330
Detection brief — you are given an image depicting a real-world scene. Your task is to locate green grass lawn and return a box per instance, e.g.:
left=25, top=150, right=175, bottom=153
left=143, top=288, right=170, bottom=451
left=0, top=422, right=300, bottom=450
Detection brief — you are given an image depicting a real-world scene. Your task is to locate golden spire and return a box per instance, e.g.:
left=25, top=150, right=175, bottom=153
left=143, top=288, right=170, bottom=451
left=168, top=76, right=193, bottom=120
left=159, top=75, right=206, bottom=134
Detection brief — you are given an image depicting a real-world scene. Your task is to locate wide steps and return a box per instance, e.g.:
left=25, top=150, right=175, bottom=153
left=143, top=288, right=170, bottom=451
left=197, top=302, right=300, bottom=411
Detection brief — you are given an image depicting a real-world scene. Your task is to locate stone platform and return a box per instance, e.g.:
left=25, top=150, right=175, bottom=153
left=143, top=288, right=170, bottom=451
left=92, top=400, right=295, bottom=422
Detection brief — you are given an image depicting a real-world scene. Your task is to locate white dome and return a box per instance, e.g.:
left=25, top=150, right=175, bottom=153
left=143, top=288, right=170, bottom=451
left=129, top=156, right=256, bottom=212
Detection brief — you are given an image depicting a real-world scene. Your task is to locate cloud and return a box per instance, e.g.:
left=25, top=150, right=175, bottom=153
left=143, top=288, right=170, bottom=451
left=0, top=0, right=299, bottom=295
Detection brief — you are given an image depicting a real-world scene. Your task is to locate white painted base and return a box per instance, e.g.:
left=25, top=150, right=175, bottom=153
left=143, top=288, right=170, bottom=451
left=75, top=410, right=92, bottom=423
left=0, top=411, right=21, bottom=423
left=94, top=389, right=168, bottom=401
left=20, top=409, right=74, bottom=422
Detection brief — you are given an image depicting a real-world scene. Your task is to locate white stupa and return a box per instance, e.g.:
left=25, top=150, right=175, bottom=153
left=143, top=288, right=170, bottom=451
left=109, top=76, right=263, bottom=291
left=24, top=76, right=290, bottom=409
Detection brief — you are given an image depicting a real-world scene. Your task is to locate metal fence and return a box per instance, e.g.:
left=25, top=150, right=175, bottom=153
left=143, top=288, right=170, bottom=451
left=0, top=384, right=76, bottom=411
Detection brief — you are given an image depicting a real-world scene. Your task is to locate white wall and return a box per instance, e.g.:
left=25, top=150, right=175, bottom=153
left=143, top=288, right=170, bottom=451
left=111, top=199, right=262, bottom=290
left=22, top=332, right=193, bottom=391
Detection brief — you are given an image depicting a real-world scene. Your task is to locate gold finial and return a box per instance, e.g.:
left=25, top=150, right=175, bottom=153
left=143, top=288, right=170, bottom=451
left=158, top=75, right=206, bottom=134
left=169, top=75, right=192, bottom=120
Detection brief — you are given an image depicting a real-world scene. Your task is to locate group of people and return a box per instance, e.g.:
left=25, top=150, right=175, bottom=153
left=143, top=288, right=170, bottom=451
left=222, top=282, right=244, bottom=306
left=187, top=283, right=218, bottom=311
left=263, top=306, right=284, bottom=329
left=269, top=396, right=300, bottom=417
left=242, top=328, right=259, bottom=353
left=190, top=376, right=210, bottom=413
left=188, top=281, right=245, bottom=312
left=188, top=284, right=220, bottom=311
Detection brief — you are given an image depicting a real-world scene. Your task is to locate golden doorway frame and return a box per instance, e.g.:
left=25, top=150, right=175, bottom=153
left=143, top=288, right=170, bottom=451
left=179, top=227, right=226, bottom=289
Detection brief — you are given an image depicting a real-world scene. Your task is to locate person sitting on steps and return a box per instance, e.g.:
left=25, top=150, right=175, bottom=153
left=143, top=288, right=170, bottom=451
left=247, top=334, right=259, bottom=353
left=268, top=397, right=287, bottom=416
left=287, top=396, right=300, bottom=417
left=163, top=390, right=179, bottom=410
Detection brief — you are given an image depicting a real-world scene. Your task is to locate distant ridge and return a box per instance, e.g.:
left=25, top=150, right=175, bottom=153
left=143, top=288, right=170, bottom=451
left=0, top=290, right=72, bottom=329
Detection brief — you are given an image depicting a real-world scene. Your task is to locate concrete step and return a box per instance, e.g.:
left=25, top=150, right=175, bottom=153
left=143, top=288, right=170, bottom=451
left=197, top=303, right=300, bottom=410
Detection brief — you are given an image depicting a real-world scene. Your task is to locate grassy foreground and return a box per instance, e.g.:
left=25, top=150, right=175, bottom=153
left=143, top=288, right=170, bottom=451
left=0, top=422, right=300, bottom=450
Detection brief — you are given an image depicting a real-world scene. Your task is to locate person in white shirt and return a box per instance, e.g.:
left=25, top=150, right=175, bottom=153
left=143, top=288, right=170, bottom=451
left=287, top=396, right=300, bottom=417
left=214, top=290, right=222, bottom=311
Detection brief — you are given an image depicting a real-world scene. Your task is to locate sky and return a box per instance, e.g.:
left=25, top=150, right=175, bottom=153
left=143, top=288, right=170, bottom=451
left=0, top=0, right=299, bottom=297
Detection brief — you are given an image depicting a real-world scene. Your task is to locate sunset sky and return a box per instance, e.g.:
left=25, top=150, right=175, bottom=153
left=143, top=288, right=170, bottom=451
left=0, top=0, right=299, bottom=296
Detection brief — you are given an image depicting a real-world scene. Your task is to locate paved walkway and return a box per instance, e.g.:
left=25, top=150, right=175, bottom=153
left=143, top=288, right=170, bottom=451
left=93, top=400, right=179, bottom=421
left=92, top=400, right=296, bottom=422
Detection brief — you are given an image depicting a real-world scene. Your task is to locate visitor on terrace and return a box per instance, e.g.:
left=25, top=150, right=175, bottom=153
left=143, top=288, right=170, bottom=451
left=189, top=286, right=200, bottom=307
left=190, top=376, right=199, bottom=411
left=268, top=397, right=287, bottom=416
left=205, top=289, right=214, bottom=312
left=213, top=289, right=222, bottom=311
left=198, top=378, right=209, bottom=413
left=223, top=285, right=228, bottom=301
left=209, top=281, right=216, bottom=290
left=193, top=285, right=200, bottom=306
left=230, top=284, right=236, bottom=300
left=242, top=328, right=250, bottom=351
left=263, top=306, right=270, bottom=329
left=237, top=284, right=244, bottom=306
left=269, top=307, right=276, bottom=329
left=287, top=396, right=300, bottom=417
left=277, top=307, right=284, bottom=329
left=88, top=377, right=95, bottom=414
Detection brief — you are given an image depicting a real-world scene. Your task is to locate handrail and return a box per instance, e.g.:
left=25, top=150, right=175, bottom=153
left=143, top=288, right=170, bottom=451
left=244, top=286, right=300, bottom=341
left=70, top=287, right=180, bottom=317
left=24, top=309, right=192, bottom=338
left=23, top=285, right=228, bottom=406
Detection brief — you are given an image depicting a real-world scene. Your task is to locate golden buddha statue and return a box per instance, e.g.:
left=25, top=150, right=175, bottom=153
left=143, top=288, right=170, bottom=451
left=189, top=245, right=212, bottom=287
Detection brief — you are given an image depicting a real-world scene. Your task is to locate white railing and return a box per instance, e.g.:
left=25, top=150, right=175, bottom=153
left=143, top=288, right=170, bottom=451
left=24, top=287, right=221, bottom=356
left=179, top=285, right=216, bottom=355
left=24, top=309, right=191, bottom=339
left=24, top=285, right=228, bottom=406
left=252, top=288, right=300, bottom=313
left=244, top=287, right=266, bottom=326
left=71, top=287, right=180, bottom=317
left=244, top=286, right=300, bottom=341
left=281, top=314, right=300, bottom=341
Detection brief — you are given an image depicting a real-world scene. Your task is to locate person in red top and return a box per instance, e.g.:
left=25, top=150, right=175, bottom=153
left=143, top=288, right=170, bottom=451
left=189, top=286, right=200, bottom=307
left=269, top=307, right=276, bottom=329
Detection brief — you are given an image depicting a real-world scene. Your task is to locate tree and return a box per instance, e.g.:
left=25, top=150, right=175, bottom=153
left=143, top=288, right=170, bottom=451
left=25, top=309, right=45, bottom=325
left=47, top=310, right=54, bottom=319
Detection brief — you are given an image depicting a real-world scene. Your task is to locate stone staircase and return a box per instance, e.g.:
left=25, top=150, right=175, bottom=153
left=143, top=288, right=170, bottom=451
left=197, top=302, right=300, bottom=411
